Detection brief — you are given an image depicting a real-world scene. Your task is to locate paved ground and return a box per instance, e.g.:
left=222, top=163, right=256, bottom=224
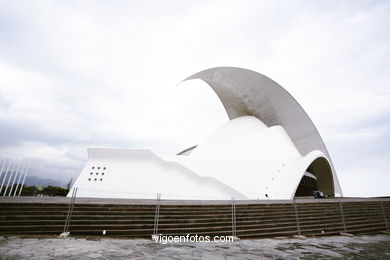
left=0, top=234, right=389, bottom=259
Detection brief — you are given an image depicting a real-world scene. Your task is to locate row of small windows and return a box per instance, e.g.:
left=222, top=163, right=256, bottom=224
left=91, top=166, right=106, bottom=170
left=88, top=178, right=103, bottom=181
left=90, top=172, right=104, bottom=175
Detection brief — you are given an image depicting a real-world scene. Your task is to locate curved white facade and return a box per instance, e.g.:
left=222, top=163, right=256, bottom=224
left=69, top=67, right=342, bottom=200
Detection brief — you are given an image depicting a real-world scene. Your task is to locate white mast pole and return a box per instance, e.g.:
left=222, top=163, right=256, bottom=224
left=18, top=164, right=29, bottom=197
left=8, top=160, right=22, bottom=196
left=13, top=162, right=26, bottom=197
left=3, top=160, right=17, bottom=196
left=0, top=159, right=7, bottom=180
left=0, top=160, right=12, bottom=196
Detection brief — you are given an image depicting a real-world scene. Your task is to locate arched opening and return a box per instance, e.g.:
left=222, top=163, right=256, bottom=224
left=295, top=157, right=335, bottom=198
left=295, top=171, right=318, bottom=197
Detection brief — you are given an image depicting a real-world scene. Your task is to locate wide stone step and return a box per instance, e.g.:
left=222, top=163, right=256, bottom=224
left=0, top=199, right=389, bottom=239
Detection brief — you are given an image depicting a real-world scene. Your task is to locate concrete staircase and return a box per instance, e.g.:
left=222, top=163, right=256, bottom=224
left=0, top=198, right=389, bottom=238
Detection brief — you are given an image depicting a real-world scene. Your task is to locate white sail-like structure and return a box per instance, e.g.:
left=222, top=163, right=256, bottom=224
left=70, top=67, right=342, bottom=200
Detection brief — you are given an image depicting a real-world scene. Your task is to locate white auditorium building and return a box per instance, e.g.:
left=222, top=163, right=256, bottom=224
left=69, top=67, right=343, bottom=200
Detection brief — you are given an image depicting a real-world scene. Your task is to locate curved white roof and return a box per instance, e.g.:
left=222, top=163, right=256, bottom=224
left=185, top=67, right=342, bottom=197
left=191, top=116, right=301, bottom=161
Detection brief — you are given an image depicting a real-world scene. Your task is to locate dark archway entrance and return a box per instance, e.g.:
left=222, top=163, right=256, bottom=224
left=295, top=157, right=335, bottom=198
left=295, top=172, right=318, bottom=196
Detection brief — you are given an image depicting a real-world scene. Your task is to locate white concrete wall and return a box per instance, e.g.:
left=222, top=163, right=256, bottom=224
left=70, top=148, right=246, bottom=200
left=70, top=116, right=334, bottom=200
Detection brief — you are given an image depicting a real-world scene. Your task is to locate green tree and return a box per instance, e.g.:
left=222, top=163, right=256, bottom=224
left=42, top=186, right=69, bottom=196
left=19, top=185, right=37, bottom=196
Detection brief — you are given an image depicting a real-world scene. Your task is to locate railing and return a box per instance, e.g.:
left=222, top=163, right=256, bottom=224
left=293, top=199, right=301, bottom=236
left=231, top=197, right=237, bottom=237
left=63, top=187, right=78, bottom=234
left=153, top=193, right=161, bottom=237
left=339, top=200, right=347, bottom=233
left=380, top=202, right=389, bottom=232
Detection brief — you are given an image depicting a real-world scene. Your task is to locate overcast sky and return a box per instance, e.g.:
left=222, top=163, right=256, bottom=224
left=0, top=0, right=389, bottom=197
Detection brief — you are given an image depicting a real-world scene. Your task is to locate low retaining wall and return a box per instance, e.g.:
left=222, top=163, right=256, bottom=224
left=0, top=197, right=389, bottom=238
